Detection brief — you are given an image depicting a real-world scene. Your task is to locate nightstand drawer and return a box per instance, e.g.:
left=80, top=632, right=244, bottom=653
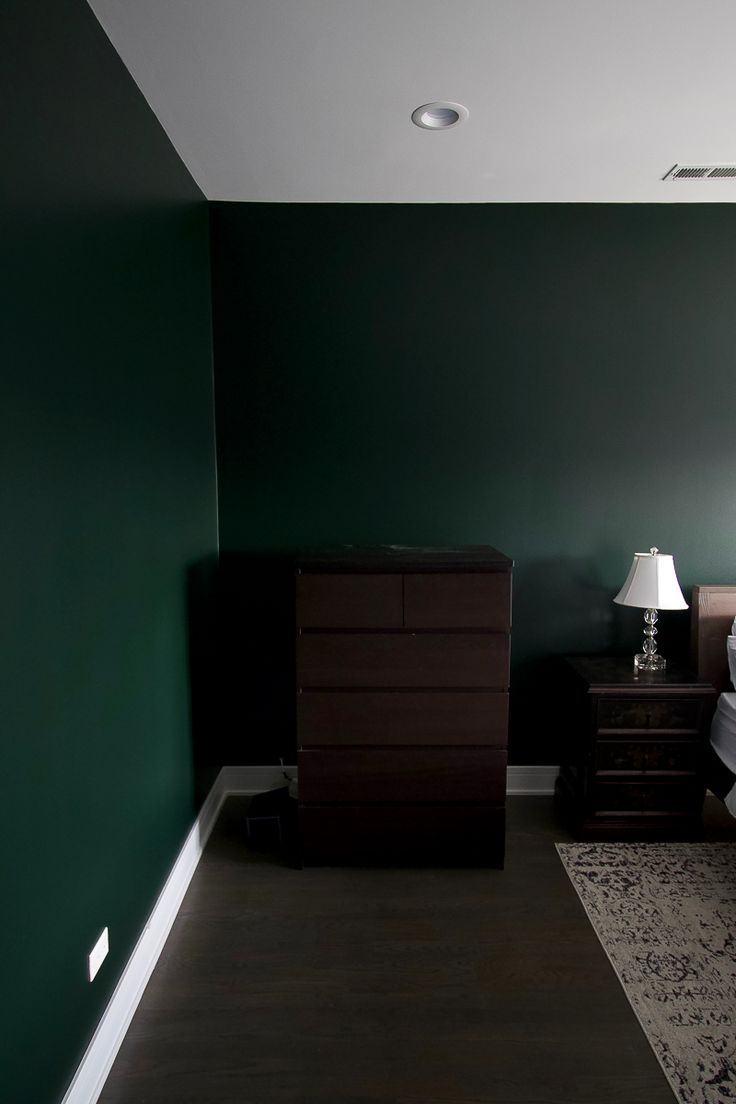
left=297, top=573, right=403, bottom=628
left=594, top=740, right=702, bottom=774
left=298, top=748, right=506, bottom=803
left=593, top=779, right=703, bottom=814
left=596, top=697, right=701, bottom=732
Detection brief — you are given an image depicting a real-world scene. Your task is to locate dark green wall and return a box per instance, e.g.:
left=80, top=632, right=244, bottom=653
left=2, top=3, right=217, bottom=1102
left=210, top=202, right=736, bottom=763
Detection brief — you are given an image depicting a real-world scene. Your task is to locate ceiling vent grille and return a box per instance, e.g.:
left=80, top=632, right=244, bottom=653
left=663, top=163, right=736, bottom=180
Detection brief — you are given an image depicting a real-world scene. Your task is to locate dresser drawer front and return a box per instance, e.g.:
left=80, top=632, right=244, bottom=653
left=297, top=633, right=509, bottom=689
left=596, top=697, right=701, bottom=732
left=403, top=572, right=511, bottom=629
left=299, top=805, right=505, bottom=865
left=296, top=573, right=403, bottom=628
left=298, top=748, right=507, bottom=803
left=592, top=779, right=704, bottom=814
left=594, top=740, right=702, bottom=774
left=298, top=691, right=508, bottom=747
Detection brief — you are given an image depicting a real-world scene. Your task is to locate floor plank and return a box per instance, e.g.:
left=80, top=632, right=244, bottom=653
left=98, top=795, right=736, bottom=1104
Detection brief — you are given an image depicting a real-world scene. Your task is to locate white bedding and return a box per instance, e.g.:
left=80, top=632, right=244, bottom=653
left=710, top=691, right=736, bottom=816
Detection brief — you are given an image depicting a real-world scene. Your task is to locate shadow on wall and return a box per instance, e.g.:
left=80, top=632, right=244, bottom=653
left=510, top=556, right=614, bottom=764
left=212, top=551, right=620, bottom=769
left=512, top=555, right=617, bottom=661
left=217, top=552, right=298, bottom=766
left=187, top=554, right=222, bottom=803
left=205, top=551, right=696, bottom=770
left=509, top=555, right=694, bottom=763
left=188, top=550, right=317, bottom=790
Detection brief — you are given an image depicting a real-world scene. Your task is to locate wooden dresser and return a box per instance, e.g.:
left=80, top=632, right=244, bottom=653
left=556, top=656, right=717, bottom=840
left=295, top=546, right=513, bottom=865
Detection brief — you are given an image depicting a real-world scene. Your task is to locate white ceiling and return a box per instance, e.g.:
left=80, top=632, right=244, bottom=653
left=89, top=0, right=736, bottom=202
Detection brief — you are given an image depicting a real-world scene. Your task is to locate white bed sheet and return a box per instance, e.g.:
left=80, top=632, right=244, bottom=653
left=710, top=691, right=736, bottom=816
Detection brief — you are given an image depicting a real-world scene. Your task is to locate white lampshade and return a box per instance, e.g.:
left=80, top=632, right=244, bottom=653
left=613, top=548, right=688, bottom=610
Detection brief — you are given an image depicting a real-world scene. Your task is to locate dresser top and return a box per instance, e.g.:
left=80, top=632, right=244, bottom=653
left=296, top=545, right=513, bottom=573
left=566, top=655, right=715, bottom=693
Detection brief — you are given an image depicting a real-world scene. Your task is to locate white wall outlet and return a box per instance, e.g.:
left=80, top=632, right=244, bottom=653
left=88, top=927, right=109, bottom=982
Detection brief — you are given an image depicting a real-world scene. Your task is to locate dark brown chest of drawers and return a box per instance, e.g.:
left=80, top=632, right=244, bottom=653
left=556, top=656, right=717, bottom=840
left=296, top=546, right=513, bottom=865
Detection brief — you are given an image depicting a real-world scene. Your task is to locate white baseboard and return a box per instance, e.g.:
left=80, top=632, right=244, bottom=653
left=223, top=764, right=557, bottom=796
left=61, top=769, right=229, bottom=1104
left=63, top=760, right=556, bottom=1104
left=506, top=765, right=557, bottom=795
left=221, top=763, right=296, bottom=793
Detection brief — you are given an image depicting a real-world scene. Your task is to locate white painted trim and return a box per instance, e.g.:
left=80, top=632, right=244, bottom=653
left=221, top=763, right=297, bottom=793
left=224, top=763, right=557, bottom=796
left=506, top=765, right=557, bottom=795
left=61, top=769, right=229, bottom=1104
left=62, top=760, right=555, bottom=1104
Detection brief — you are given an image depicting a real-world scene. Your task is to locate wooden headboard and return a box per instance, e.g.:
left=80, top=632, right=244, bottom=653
left=691, top=585, right=736, bottom=691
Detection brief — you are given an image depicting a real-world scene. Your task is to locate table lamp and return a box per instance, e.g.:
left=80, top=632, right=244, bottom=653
left=613, top=547, right=688, bottom=672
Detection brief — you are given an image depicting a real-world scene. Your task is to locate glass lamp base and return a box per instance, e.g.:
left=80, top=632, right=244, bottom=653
left=634, top=652, right=666, bottom=672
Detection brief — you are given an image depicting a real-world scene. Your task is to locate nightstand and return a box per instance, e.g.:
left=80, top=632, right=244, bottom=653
left=556, top=656, right=717, bottom=840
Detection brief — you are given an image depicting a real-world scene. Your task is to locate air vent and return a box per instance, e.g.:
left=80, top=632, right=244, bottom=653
left=663, top=163, right=736, bottom=180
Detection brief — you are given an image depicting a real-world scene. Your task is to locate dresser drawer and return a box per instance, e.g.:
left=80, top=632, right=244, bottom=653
left=594, top=740, right=702, bottom=774
left=592, top=779, right=704, bottom=815
left=299, top=804, right=505, bottom=865
left=298, top=748, right=507, bottom=803
left=297, top=633, right=509, bottom=689
left=296, top=573, right=403, bottom=628
left=596, top=697, right=701, bottom=732
left=298, top=691, right=508, bottom=747
left=403, top=572, right=511, bottom=629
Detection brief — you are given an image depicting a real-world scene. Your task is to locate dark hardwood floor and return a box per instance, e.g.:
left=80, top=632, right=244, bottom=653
left=98, top=795, right=736, bottom=1104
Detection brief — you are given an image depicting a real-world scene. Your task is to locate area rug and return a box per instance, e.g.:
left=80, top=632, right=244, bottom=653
left=557, top=843, right=736, bottom=1104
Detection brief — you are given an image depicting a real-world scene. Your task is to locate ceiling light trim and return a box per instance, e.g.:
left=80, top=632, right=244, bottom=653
left=411, top=102, right=469, bottom=130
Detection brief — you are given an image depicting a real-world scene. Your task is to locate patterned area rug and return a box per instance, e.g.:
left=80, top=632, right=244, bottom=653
left=557, top=843, right=736, bottom=1104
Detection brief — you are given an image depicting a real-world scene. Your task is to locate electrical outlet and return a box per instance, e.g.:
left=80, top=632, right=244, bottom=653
left=88, top=927, right=109, bottom=982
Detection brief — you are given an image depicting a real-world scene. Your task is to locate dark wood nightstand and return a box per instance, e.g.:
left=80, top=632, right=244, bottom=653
left=556, top=656, right=717, bottom=840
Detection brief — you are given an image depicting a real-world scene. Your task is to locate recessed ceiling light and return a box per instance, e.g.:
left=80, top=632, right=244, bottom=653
left=411, top=102, right=469, bottom=130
